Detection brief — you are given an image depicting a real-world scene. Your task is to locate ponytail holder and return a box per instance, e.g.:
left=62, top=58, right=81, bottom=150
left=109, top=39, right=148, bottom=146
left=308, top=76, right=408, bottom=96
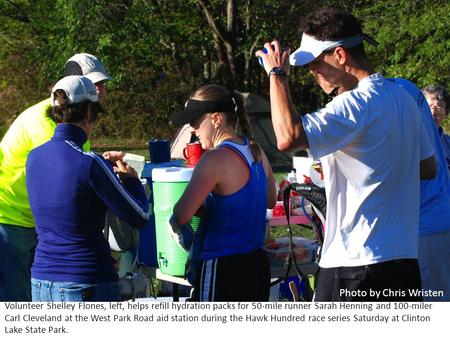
left=231, top=96, right=237, bottom=113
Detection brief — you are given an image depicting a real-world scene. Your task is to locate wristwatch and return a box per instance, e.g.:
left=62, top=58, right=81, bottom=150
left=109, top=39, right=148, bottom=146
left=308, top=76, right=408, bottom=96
left=268, top=67, right=287, bottom=77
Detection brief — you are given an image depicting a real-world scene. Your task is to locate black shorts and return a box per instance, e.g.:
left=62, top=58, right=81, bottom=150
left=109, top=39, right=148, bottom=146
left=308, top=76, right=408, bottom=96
left=314, top=259, right=422, bottom=302
left=192, top=248, right=270, bottom=302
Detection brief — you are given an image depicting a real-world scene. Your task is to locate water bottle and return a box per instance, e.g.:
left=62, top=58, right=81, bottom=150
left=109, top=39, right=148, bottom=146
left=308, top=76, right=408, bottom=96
left=258, top=47, right=270, bottom=67
left=259, top=45, right=288, bottom=67
left=287, top=170, right=297, bottom=183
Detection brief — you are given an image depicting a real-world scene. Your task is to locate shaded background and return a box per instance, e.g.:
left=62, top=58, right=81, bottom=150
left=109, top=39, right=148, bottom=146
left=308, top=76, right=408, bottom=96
left=1, top=0, right=449, bottom=147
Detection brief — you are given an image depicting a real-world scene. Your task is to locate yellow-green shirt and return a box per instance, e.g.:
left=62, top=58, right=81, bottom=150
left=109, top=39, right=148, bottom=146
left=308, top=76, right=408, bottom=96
left=0, top=98, right=90, bottom=227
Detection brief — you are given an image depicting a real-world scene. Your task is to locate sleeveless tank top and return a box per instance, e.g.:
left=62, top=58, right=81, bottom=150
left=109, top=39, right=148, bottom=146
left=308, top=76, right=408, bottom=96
left=200, top=138, right=268, bottom=260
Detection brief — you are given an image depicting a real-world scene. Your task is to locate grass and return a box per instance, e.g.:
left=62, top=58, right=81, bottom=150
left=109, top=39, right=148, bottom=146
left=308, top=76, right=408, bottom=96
left=274, top=172, right=288, bottom=182
left=93, top=146, right=150, bottom=160
left=91, top=136, right=150, bottom=160
left=271, top=222, right=315, bottom=240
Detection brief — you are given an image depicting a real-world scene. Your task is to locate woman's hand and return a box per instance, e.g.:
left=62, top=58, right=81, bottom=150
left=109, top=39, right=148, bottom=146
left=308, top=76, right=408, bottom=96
left=103, top=151, right=125, bottom=163
left=113, top=159, right=138, bottom=180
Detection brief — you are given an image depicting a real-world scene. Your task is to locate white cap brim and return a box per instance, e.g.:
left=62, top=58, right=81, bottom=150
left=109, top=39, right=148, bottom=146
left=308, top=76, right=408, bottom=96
left=289, top=33, right=336, bottom=66
left=290, top=33, right=364, bottom=66
left=289, top=47, right=322, bottom=66
left=84, top=71, right=112, bottom=84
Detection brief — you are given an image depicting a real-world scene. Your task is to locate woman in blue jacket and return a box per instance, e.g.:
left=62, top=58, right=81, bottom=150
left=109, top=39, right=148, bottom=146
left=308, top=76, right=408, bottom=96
left=26, top=75, right=150, bottom=301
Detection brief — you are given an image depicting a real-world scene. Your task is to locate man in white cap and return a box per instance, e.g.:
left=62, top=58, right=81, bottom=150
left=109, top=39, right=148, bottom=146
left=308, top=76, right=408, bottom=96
left=256, top=7, right=437, bottom=301
left=0, top=53, right=111, bottom=301
left=63, top=53, right=112, bottom=101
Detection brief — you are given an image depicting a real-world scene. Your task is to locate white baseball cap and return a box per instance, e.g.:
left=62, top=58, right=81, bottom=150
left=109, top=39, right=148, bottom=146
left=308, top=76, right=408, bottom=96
left=63, top=53, right=112, bottom=84
left=51, top=75, right=99, bottom=107
left=289, top=33, right=377, bottom=66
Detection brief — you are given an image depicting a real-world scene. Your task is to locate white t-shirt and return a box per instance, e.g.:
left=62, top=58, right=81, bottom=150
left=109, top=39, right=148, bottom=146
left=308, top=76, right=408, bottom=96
left=302, top=73, right=434, bottom=268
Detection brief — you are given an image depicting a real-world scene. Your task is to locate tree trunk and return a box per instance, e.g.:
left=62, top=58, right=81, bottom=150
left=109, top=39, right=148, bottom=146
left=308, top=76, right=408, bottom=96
left=197, top=0, right=237, bottom=86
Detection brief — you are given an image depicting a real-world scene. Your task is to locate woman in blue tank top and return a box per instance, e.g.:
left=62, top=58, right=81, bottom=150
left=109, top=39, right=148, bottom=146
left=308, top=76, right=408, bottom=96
left=170, top=84, right=277, bottom=301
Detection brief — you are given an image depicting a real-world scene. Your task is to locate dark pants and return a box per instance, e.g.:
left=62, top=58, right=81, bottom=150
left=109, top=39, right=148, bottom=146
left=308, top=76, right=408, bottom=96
left=192, top=248, right=270, bottom=302
left=314, top=259, right=422, bottom=302
left=0, top=223, right=37, bottom=301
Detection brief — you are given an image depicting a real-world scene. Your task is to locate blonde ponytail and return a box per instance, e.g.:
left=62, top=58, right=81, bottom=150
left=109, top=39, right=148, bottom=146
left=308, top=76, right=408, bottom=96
left=192, top=84, right=263, bottom=162
left=232, top=90, right=262, bottom=162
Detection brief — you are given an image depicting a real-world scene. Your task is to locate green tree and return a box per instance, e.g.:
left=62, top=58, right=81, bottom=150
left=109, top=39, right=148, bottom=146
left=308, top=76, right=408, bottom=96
left=355, top=0, right=449, bottom=87
left=1, top=0, right=448, bottom=141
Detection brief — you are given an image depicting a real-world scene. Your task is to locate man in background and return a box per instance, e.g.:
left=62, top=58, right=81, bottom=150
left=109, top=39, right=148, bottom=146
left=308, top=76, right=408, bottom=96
left=422, top=85, right=450, bottom=173
left=392, top=79, right=450, bottom=301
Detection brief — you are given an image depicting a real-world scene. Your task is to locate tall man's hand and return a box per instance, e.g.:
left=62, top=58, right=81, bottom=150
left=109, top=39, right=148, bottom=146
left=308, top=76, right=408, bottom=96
left=255, top=40, right=291, bottom=76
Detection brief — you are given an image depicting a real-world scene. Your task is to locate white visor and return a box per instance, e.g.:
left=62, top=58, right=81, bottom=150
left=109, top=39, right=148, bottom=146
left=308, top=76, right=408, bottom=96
left=289, top=33, right=365, bottom=66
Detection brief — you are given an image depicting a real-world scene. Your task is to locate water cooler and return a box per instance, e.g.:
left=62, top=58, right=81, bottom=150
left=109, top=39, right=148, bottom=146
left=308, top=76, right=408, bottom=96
left=152, top=167, right=201, bottom=276
left=138, top=160, right=183, bottom=268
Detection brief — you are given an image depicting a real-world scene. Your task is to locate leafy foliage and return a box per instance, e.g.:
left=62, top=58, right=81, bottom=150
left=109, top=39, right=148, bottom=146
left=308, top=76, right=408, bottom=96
left=355, top=0, right=450, bottom=87
left=1, top=0, right=449, bottom=142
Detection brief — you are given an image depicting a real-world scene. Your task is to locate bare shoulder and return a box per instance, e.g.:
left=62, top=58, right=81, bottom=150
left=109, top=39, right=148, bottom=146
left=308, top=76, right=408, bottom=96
left=201, top=147, right=236, bottom=162
left=194, top=148, right=227, bottom=172
left=195, top=147, right=241, bottom=173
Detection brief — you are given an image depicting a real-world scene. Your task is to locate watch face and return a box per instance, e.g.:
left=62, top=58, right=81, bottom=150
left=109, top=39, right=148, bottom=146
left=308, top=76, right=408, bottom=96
left=270, top=67, right=286, bottom=76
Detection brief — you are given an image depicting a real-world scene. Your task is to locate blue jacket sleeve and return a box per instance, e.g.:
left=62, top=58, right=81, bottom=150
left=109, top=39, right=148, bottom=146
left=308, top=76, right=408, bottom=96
left=87, top=153, right=150, bottom=228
